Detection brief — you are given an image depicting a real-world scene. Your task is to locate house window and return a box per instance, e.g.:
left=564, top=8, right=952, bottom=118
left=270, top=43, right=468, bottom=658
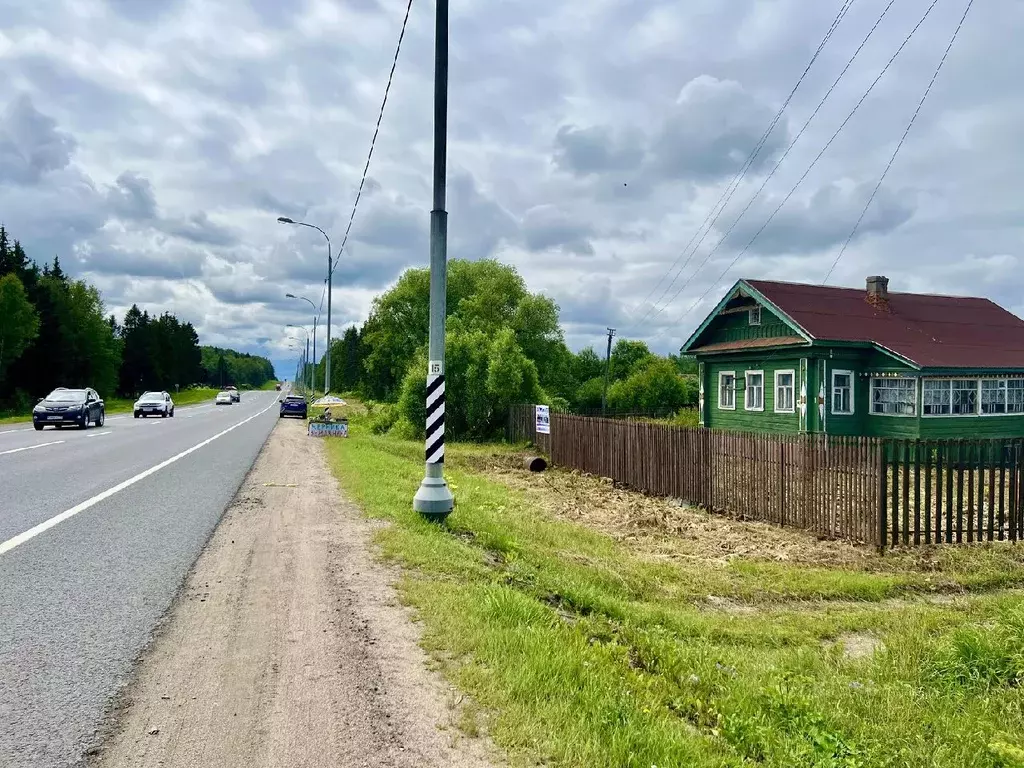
left=832, top=370, right=854, bottom=415
left=981, top=379, right=1006, bottom=414
left=951, top=379, right=977, bottom=414
left=748, top=306, right=761, bottom=326
left=718, top=371, right=736, bottom=410
left=1009, top=380, right=1024, bottom=414
left=745, top=371, right=764, bottom=411
left=775, top=370, right=795, bottom=413
left=870, top=377, right=916, bottom=416
left=923, top=379, right=951, bottom=415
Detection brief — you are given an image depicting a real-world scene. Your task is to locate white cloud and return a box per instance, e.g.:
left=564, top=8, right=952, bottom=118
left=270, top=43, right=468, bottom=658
left=0, top=0, right=1018, bottom=377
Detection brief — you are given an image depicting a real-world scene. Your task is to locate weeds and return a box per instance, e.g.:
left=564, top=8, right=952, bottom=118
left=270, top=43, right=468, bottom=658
left=323, top=410, right=1024, bottom=767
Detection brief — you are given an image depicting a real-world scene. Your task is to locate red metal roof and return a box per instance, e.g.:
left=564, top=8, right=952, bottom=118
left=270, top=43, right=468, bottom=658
left=745, top=279, right=1024, bottom=369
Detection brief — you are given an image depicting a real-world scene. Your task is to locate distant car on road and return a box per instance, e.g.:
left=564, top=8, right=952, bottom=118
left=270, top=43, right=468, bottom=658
left=225, top=385, right=241, bottom=402
left=32, top=388, right=105, bottom=430
left=275, top=382, right=282, bottom=391
left=134, top=391, right=174, bottom=418
left=215, top=391, right=233, bottom=406
left=279, top=394, right=308, bottom=420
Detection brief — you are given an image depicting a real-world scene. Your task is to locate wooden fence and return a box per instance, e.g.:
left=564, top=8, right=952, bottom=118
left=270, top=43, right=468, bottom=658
left=507, top=405, right=1024, bottom=548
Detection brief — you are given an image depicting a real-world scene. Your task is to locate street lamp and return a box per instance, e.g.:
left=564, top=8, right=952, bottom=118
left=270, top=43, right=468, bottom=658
left=287, top=324, right=312, bottom=391
left=279, top=219, right=332, bottom=395
left=413, top=0, right=454, bottom=521
left=286, top=293, right=319, bottom=392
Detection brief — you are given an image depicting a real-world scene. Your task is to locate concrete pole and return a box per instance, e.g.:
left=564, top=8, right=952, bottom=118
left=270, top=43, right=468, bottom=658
left=413, top=0, right=453, bottom=521
left=325, top=250, right=332, bottom=396
left=602, top=328, right=616, bottom=416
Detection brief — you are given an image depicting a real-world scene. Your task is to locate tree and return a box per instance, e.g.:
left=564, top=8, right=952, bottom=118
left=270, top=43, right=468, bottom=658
left=0, top=274, right=40, bottom=383
left=572, top=347, right=604, bottom=383
left=670, top=353, right=699, bottom=375
left=397, top=323, right=545, bottom=441
left=361, top=259, right=569, bottom=401
left=607, top=358, right=697, bottom=413
left=610, top=339, right=655, bottom=382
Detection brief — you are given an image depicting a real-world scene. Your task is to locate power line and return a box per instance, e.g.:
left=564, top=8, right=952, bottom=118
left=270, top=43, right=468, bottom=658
left=330, top=0, right=415, bottom=278
left=821, top=0, right=974, bottom=284
left=632, top=0, right=901, bottom=338
left=622, top=0, right=857, bottom=334
left=645, top=0, right=941, bottom=343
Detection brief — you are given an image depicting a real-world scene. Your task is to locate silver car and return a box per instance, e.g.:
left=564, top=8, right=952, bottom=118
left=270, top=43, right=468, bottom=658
left=134, top=391, right=174, bottom=418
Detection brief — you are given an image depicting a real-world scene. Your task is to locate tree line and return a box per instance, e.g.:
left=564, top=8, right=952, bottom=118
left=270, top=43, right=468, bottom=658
left=0, top=226, right=275, bottom=412
left=307, top=259, right=697, bottom=440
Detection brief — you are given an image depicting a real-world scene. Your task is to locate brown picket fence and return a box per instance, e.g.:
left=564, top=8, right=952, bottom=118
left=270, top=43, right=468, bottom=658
left=507, top=405, right=1024, bottom=548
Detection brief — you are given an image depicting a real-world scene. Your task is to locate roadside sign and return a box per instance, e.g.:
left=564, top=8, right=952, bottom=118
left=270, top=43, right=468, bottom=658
left=535, top=404, right=550, bottom=435
left=429, top=360, right=443, bottom=376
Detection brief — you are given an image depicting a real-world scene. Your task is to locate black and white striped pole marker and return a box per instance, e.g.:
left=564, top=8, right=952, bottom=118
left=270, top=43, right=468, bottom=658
left=413, top=0, right=454, bottom=521
left=425, top=371, right=445, bottom=464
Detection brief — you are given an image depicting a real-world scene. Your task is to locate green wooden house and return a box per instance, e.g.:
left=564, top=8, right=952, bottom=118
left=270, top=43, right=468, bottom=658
left=682, top=276, right=1024, bottom=438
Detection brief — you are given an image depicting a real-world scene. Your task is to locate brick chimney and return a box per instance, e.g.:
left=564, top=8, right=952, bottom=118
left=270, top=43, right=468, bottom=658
left=866, top=275, right=890, bottom=312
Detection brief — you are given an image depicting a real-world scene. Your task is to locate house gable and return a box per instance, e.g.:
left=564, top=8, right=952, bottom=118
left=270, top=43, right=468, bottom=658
left=682, top=280, right=811, bottom=355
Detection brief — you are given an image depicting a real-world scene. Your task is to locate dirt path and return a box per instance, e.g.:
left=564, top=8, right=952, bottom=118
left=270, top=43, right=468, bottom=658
left=90, top=419, right=495, bottom=768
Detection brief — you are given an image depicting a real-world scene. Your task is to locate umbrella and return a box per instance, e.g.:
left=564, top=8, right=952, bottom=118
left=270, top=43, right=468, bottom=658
left=312, top=395, right=347, bottom=407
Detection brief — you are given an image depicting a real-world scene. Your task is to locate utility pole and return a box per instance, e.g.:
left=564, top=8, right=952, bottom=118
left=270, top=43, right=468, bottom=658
left=413, top=0, right=453, bottom=522
left=602, top=328, right=616, bottom=417
left=305, top=336, right=311, bottom=391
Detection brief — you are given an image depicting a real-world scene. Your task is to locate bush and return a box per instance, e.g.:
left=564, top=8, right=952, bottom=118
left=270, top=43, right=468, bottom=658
left=396, top=326, right=544, bottom=441
left=368, top=402, right=400, bottom=435
left=607, top=358, right=696, bottom=413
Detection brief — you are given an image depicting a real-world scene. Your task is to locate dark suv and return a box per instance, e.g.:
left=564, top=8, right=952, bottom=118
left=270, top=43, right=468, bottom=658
left=32, top=387, right=106, bottom=430
left=279, top=394, right=308, bottom=419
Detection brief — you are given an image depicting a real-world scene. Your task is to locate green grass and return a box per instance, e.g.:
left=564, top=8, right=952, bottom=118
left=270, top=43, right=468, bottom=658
left=323, top=409, right=1024, bottom=768
left=0, top=387, right=221, bottom=424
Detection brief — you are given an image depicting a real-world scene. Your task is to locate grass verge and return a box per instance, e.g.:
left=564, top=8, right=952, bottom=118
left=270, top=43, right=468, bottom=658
left=323, top=408, right=1024, bottom=768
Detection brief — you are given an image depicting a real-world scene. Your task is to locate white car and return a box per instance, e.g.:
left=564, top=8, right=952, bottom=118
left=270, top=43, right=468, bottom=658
left=215, top=391, right=233, bottom=405
left=134, top=391, right=174, bottom=418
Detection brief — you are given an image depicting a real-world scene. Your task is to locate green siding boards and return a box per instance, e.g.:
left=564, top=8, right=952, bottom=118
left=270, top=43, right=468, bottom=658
left=685, top=279, right=1024, bottom=438
left=698, top=355, right=1024, bottom=438
left=696, top=304, right=794, bottom=346
left=705, top=358, right=802, bottom=434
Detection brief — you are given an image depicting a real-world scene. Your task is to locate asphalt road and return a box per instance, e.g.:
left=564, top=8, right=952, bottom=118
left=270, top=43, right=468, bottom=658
left=0, top=391, right=286, bottom=767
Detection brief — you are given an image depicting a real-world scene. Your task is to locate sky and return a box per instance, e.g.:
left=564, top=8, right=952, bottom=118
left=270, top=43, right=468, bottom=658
left=0, top=0, right=1017, bottom=379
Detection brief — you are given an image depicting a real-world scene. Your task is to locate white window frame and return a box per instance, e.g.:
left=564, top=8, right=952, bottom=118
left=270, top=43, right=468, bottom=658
left=718, top=370, right=736, bottom=411
left=745, top=370, right=765, bottom=412
left=869, top=376, right=917, bottom=417
left=916, top=376, right=1024, bottom=418
left=748, top=306, right=761, bottom=326
left=774, top=369, right=796, bottom=414
left=831, top=369, right=855, bottom=415
left=922, top=378, right=979, bottom=418
left=1007, top=379, right=1024, bottom=415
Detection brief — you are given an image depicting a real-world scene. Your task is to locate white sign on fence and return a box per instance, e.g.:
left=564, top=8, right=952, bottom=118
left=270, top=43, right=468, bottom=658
left=535, top=404, right=550, bottom=435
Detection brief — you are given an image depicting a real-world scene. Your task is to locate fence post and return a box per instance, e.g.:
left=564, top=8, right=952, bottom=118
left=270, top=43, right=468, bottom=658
left=877, top=441, right=888, bottom=553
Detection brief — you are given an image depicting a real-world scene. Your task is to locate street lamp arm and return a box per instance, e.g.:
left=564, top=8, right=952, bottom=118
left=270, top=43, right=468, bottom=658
left=296, top=221, right=331, bottom=247
left=286, top=293, right=317, bottom=313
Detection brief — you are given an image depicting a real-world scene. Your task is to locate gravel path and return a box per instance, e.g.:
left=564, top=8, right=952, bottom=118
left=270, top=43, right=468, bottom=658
left=89, top=419, right=495, bottom=768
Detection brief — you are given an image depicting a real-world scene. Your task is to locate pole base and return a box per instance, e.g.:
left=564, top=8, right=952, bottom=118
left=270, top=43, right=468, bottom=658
left=413, top=472, right=454, bottom=521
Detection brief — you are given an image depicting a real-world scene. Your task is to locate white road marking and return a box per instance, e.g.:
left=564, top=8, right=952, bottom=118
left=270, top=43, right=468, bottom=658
left=0, top=399, right=277, bottom=557
left=0, top=427, right=32, bottom=435
left=85, top=431, right=112, bottom=439
left=0, top=440, right=65, bottom=456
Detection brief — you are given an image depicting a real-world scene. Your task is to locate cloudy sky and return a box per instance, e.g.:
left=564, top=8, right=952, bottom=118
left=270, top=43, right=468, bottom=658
left=0, top=0, right=1015, bottom=377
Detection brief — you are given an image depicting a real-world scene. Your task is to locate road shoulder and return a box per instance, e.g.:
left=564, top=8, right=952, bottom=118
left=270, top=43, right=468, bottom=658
left=89, top=418, right=495, bottom=768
